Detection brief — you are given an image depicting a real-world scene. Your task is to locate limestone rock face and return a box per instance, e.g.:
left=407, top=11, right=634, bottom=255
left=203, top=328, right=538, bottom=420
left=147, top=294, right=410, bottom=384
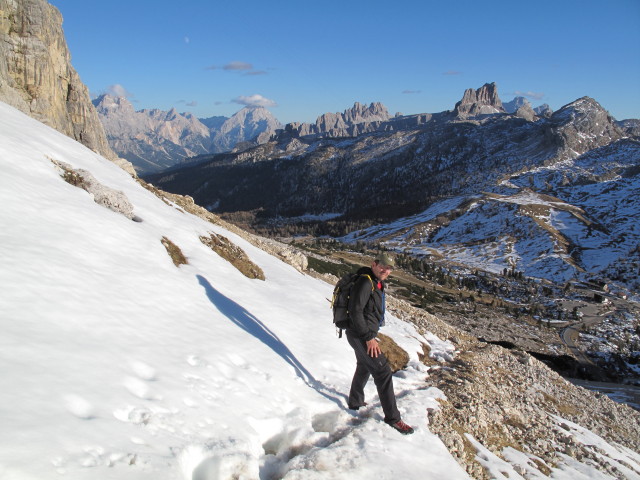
left=503, top=96, right=530, bottom=114
left=454, top=82, right=505, bottom=118
left=284, top=102, right=391, bottom=138
left=547, top=96, right=625, bottom=156
left=94, top=94, right=212, bottom=174
left=210, top=106, right=282, bottom=153
left=0, top=0, right=132, bottom=173
left=515, top=103, right=537, bottom=121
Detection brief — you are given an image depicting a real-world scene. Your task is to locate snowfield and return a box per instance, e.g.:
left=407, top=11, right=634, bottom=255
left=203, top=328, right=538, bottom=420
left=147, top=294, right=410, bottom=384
left=1, top=101, right=638, bottom=479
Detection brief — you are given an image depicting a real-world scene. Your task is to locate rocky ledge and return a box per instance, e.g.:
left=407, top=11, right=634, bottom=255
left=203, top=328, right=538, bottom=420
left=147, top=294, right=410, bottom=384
left=388, top=297, right=640, bottom=479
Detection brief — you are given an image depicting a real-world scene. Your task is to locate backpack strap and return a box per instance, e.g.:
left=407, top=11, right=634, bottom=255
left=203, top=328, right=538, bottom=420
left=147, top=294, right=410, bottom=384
left=360, top=274, right=375, bottom=293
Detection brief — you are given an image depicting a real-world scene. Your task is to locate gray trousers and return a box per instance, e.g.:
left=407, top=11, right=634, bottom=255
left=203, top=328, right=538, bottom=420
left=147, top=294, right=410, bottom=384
left=346, top=330, right=401, bottom=423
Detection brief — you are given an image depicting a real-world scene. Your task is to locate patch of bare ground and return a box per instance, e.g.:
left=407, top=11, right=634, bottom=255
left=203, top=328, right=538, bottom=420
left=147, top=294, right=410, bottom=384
left=137, top=179, right=309, bottom=273
left=161, top=236, right=187, bottom=267
left=389, top=297, right=640, bottom=480
left=200, top=233, right=265, bottom=280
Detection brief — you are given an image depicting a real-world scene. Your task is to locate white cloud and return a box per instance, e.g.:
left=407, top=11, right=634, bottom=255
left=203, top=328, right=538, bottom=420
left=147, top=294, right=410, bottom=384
left=224, top=61, right=253, bottom=71
left=232, top=94, right=277, bottom=108
left=105, top=84, right=133, bottom=99
left=514, top=90, right=545, bottom=101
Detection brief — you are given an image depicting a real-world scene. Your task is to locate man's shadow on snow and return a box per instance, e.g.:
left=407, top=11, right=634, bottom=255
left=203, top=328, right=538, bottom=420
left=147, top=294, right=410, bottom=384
left=196, top=275, right=344, bottom=408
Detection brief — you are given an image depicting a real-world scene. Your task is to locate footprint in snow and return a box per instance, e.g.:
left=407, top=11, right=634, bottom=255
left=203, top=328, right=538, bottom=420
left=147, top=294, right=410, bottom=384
left=130, top=361, right=157, bottom=381
left=63, top=394, right=96, bottom=419
left=123, top=377, right=161, bottom=400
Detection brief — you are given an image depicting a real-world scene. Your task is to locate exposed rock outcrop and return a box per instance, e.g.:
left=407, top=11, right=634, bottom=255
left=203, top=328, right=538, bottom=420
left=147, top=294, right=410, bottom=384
left=503, top=96, right=530, bottom=114
left=619, top=118, right=640, bottom=137
left=210, top=106, right=282, bottom=153
left=547, top=97, right=625, bottom=157
left=283, top=101, right=391, bottom=138
left=454, top=82, right=505, bottom=118
left=388, top=297, right=640, bottom=480
left=93, top=94, right=212, bottom=174
left=52, top=159, right=138, bottom=220
left=0, top=0, right=133, bottom=174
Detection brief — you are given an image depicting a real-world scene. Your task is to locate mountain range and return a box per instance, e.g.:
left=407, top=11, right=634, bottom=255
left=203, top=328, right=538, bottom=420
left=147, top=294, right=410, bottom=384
left=92, top=94, right=282, bottom=174
left=148, top=83, right=640, bottom=294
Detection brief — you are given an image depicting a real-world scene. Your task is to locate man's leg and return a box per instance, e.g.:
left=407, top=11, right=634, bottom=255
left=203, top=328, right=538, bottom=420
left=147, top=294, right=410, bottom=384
left=348, top=361, right=370, bottom=408
left=346, top=331, right=401, bottom=423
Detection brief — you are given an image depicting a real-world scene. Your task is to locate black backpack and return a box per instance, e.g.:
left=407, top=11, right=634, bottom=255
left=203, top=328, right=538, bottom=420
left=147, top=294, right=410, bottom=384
left=330, top=272, right=374, bottom=337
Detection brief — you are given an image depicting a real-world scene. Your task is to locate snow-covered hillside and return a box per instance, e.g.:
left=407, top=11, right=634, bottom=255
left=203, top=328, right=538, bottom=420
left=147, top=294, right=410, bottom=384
left=343, top=138, right=640, bottom=294
left=1, top=101, right=638, bottom=480
left=0, top=101, right=465, bottom=479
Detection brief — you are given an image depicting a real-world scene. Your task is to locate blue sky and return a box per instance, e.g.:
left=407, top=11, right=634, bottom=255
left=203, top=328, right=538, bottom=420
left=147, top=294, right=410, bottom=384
left=49, top=0, right=639, bottom=124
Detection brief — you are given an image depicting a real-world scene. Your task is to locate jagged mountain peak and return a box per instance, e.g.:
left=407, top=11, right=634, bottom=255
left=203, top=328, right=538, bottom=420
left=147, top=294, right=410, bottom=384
left=454, top=82, right=505, bottom=118
left=503, top=96, right=531, bottom=114
left=553, top=96, right=609, bottom=118
left=229, top=105, right=277, bottom=122
left=341, top=101, right=390, bottom=123
left=209, top=106, right=282, bottom=153
left=92, top=94, right=135, bottom=115
left=280, top=101, right=391, bottom=139
left=543, top=97, right=624, bottom=158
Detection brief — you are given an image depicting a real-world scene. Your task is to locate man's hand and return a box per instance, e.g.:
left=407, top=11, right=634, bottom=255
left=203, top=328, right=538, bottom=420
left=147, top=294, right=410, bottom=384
left=366, top=338, right=381, bottom=358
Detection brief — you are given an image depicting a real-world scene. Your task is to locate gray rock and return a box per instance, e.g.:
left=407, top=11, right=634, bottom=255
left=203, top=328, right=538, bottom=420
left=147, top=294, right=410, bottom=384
left=53, top=160, right=136, bottom=219
left=283, top=101, right=391, bottom=138
left=503, top=96, right=531, bottom=114
left=93, top=94, right=212, bottom=174
left=209, top=106, right=282, bottom=153
left=454, top=82, right=505, bottom=118
left=515, top=103, right=537, bottom=121
left=0, top=0, right=134, bottom=175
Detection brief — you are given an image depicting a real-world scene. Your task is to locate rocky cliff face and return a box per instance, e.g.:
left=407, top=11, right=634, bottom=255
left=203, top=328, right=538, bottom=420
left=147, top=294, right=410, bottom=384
left=283, top=101, right=391, bottom=138
left=454, top=82, right=506, bottom=118
left=547, top=96, right=625, bottom=157
left=0, top=0, right=132, bottom=173
left=209, top=106, right=282, bottom=153
left=94, top=94, right=212, bottom=174
left=503, top=96, right=530, bottom=113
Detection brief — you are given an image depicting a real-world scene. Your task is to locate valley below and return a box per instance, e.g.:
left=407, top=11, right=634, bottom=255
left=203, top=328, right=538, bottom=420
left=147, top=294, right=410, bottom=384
left=289, top=237, right=640, bottom=408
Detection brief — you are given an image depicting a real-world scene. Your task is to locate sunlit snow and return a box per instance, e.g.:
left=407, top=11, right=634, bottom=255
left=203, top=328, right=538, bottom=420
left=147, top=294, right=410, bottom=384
left=1, top=101, right=637, bottom=479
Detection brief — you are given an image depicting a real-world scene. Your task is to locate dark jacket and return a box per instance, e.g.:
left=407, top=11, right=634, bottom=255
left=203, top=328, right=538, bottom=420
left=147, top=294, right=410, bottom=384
left=347, top=267, right=385, bottom=341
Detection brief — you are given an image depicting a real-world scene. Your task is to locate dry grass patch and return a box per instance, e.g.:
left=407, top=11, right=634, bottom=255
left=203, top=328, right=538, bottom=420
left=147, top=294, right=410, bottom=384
left=200, top=233, right=265, bottom=280
left=161, top=236, right=188, bottom=267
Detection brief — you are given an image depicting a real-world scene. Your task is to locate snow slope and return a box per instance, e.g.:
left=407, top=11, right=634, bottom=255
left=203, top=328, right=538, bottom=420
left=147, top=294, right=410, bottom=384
left=0, top=101, right=467, bottom=479
left=1, top=101, right=637, bottom=480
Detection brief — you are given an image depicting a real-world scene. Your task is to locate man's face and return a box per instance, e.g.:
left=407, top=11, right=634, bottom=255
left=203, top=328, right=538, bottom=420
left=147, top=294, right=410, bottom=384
left=372, top=261, right=393, bottom=281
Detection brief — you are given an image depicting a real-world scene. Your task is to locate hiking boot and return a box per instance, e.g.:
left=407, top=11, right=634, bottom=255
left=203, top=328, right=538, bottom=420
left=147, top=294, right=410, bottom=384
left=386, top=419, right=415, bottom=435
left=347, top=402, right=368, bottom=411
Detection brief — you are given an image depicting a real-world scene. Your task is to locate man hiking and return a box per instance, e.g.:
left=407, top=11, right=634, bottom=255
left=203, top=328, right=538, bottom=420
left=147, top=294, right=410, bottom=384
left=345, top=253, right=415, bottom=435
